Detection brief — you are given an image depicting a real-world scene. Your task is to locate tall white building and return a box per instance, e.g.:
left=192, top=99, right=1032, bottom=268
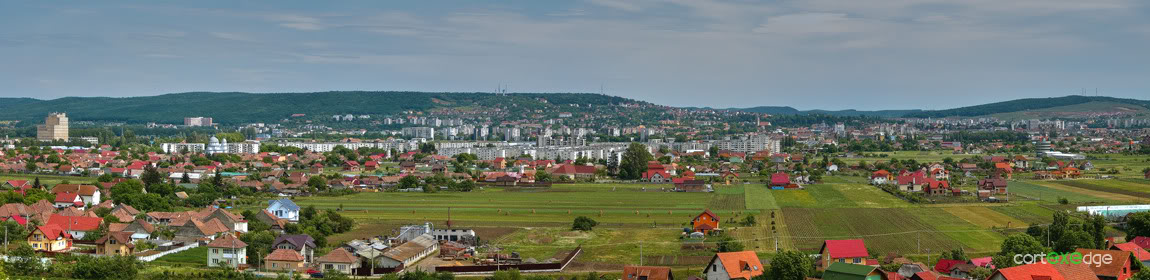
left=184, top=117, right=214, bottom=127
left=402, top=127, right=436, bottom=139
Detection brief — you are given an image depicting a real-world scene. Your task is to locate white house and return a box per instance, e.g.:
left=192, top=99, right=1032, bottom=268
left=207, top=234, right=247, bottom=268
left=267, top=198, right=300, bottom=222
left=705, top=251, right=764, bottom=280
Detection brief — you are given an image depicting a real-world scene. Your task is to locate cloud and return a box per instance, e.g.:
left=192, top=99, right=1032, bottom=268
left=587, top=0, right=642, bottom=12
left=265, top=14, right=325, bottom=30
left=209, top=32, right=255, bottom=42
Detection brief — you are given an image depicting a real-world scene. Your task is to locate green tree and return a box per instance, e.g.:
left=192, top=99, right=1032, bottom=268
left=767, top=250, right=813, bottom=280
left=241, top=230, right=277, bottom=268
left=572, top=216, right=598, bottom=231
left=398, top=175, right=421, bottom=189
left=307, top=176, right=328, bottom=192
left=618, top=142, right=653, bottom=180
left=1126, top=212, right=1150, bottom=239
left=993, top=234, right=1047, bottom=268
left=716, top=235, right=744, bottom=252
left=141, top=165, right=163, bottom=188
left=535, top=171, right=552, bottom=183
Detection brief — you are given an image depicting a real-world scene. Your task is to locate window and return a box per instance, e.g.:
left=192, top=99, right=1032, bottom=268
left=213, top=249, right=219, bottom=254
left=853, top=258, right=861, bottom=263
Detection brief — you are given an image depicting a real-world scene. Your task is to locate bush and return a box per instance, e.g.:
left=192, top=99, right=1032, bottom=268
left=572, top=216, right=598, bottom=231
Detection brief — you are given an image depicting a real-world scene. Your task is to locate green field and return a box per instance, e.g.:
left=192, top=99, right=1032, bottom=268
left=276, top=173, right=1150, bottom=268
left=0, top=173, right=97, bottom=186
left=150, top=246, right=209, bottom=268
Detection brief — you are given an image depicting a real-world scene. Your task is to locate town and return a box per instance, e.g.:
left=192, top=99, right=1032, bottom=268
left=0, top=100, right=1148, bottom=280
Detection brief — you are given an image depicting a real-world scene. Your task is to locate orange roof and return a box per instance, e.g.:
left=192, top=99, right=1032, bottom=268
left=711, top=251, right=763, bottom=280
left=623, top=266, right=673, bottom=280
left=266, top=248, right=305, bottom=262
left=207, top=234, right=247, bottom=248
left=316, top=247, right=358, bottom=264
left=993, top=263, right=1065, bottom=280
left=1074, top=249, right=1133, bottom=278
left=1113, top=243, right=1150, bottom=261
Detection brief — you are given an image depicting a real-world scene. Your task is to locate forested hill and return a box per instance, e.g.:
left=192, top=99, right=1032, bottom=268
left=0, top=91, right=641, bottom=124
left=903, top=95, right=1150, bottom=118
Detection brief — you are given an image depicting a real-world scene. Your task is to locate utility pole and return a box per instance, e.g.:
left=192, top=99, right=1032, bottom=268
left=640, top=241, right=644, bottom=266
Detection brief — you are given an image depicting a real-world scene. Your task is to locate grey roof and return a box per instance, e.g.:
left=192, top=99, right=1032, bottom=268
left=268, top=198, right=300, bottom=211
left=274, top=234, right=316, bottom=249
left=383, top=234, right=437, bottom=261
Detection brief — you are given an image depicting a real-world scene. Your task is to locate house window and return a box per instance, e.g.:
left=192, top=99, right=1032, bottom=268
left=213, top=249, right=219, bottom=254
left=853, top=258, right=861, bottom=263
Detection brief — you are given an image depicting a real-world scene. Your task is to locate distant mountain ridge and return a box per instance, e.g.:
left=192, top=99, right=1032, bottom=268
left=0, top=92, right=1145, bottom=124
left=0, top=91, right=641, bottom=124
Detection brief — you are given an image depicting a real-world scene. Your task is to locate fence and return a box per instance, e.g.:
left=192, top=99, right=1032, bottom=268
left=137, top=242, right=199, bottom=262
left=434, top=246, right=581, bottom=274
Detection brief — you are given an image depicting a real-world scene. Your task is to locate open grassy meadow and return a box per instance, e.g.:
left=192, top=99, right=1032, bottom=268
left=282, top=171, right=1150, bottom=268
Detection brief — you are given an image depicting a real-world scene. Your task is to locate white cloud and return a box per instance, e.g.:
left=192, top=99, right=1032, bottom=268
left=209, top=32, right=255, bottom=42
left=587, top=0, right=642, bottom=12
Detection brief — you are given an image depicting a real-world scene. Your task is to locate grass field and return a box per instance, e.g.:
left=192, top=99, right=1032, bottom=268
left=275, top=173, right=1150, bottom=267
left=150, top=246, right=209, bottom=268
left=0, top=173, right=97, bottom=186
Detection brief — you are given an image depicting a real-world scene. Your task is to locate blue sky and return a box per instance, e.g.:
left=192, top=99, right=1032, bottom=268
left=1, top=0, right=1147, bottom=110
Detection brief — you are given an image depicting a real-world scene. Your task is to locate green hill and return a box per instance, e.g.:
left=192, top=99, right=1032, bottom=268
left=904, top=95, right=1150, bottom=118
left=0, top=91, right=641, bottom=124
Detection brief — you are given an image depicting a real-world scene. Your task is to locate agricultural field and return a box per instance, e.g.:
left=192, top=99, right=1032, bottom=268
left=0, top=173, right=97, bottom=186
left=282, top=173, right=1150, bottom=267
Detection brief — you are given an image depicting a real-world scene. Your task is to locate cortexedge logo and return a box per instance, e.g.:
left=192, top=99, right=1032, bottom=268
left=1014, top=252, right=1112, bottom=267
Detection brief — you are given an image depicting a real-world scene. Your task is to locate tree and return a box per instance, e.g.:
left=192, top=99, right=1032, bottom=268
left=307, top=176, right=328, bottom=192
left=716, top=235, right=744, bottom=252
left=398, top=175, right=421, bottom=189
left=141, top=165, right=163, bottom=188
left=1089, top=214, right=1107, bottom=249
left=180, top=172, right=191, bottom=183
left=449, top=180, right=475, bottom=192
left=618, top=142, right=654, bottom=180
left=767, top=250, right=813, bottom=280
left=941, top=248, right=968, bottom=261
left=572, top=216, right=598, bottom=231
left=993, top=234, right=1047, bottom=268
left=1127, top=212, right=1150, bottom=239
left=742, top=214, right=757, bottom=226
left=3, top=244, right=44, bottom=276
left=535, top=171, right=552, bottom=183
left=969, top=267, right=993, bottom=280
left=241, top=230, right=276, bottom=268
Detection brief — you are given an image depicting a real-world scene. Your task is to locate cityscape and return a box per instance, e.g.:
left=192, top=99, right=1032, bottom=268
left=2, top=1, right=1150, bottom=280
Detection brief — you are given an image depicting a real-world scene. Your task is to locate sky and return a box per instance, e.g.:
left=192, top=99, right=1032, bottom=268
left=1, top=0, right=1148, bottom=110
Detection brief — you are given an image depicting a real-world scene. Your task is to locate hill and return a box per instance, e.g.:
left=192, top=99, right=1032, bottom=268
left=719, top=106, right=920, bottom=118
left=904, top=95, right=1150, bottom=118
left=0, top=91, right=641, bottom=124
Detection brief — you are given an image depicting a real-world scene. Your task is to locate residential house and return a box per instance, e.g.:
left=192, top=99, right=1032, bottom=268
left=978, top=176, right=1009, bottom=199
left=623, top=266, right=674, bottom=280
left=316, top=247, right=361, bottom=275
left=1074, top=249, right=1137, bottom=280
left=819, top=239, right=869, bottom=269
left=207, top=234, right=247, bottom=268
left=53, top=192, right=84, bottom=209
left=548, top=164, right=597, bottom=181
left=46, top=214, right=102, bottom=239
left=95, top=231, right=135, bottom=256
left=50, top=184, right=101, bottom=206
left=254, top=209, right=289, bottom=233
left=267, top=198, right=300, bottom=222
left=674, top=179, right=708, bottom=192
left=823, top=262, right=882, bottom=280
left=692, top=210, right=720, bottom=234
left=770, top=173, right=790, bottom=189
left=704, top=251, right=763, bottom=280
left=273, top=234, right=317, bottom=263
left=199, top=207, right=249, bottom=233
left=1112, top=242, right=1150, bottom=267
left=871, top=170, right=892, bottom=185
left=265, top=248, right=306, bottom=272
left=28, top=224, right=72, bottom=252
left=897, top=170, right=929, bottom=192
left=109, top=219, right=156, bottom=241
left=989, top=262, right=1099, bottom=280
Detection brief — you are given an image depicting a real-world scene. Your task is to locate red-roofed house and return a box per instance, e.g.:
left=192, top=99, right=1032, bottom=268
left=1112, top=242, right=1150, bottom=266
left=47, top=214, right=103, bottom=239
left=28, top=224, right=73, bottom=252
left=934, top=259, right=965, bottom=274
left=704, top=251, right=763, bottom=280
left=692, top=210, right=720, bottom=235
left=770, top=173, right=790, bottom=188
left=818, top=239, right=869, bottom=269
left=989, top=263, right=1066, bottom=280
